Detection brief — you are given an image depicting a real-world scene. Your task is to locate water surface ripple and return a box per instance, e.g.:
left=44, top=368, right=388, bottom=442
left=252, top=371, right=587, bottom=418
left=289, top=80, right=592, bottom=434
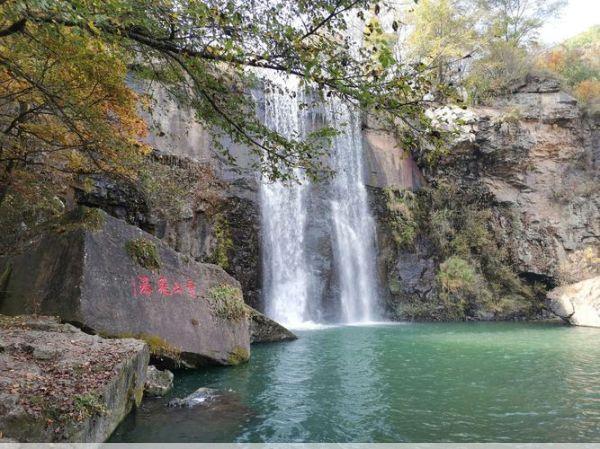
left=111, top=322, right=600, bottom=443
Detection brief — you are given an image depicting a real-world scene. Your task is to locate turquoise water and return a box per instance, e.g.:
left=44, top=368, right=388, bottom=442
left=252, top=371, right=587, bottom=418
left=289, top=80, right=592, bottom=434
left=111, top=322, right=600, bottom=442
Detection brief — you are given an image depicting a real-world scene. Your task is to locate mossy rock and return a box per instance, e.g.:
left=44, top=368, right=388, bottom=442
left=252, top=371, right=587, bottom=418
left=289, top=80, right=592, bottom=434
left=125, top=238, right=161, bottom=271
left=227, top=346, right=249, bottom=365
left=209, top=284, right=249, bottom=321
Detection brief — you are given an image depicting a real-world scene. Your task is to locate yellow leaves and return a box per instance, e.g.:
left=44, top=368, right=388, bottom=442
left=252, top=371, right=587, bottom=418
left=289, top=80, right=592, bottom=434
left=66, top=150, right=86, bottom=171
left=573, top=79, right=600, bottom=107
left=1, top=17, right=151, bottom=192
left=87, top=20, right=101, bottom=35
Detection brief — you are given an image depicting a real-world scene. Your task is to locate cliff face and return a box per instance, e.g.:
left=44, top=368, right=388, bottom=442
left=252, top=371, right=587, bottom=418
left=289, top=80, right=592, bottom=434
left=78, top=76, right=598, bottom=321
left=446, top=77, right=598, bottom=284
left=375, top=76, right=599, bottom=320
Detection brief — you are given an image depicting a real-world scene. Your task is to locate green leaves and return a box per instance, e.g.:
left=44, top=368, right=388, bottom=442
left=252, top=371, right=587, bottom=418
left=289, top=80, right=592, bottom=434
left=1, top=0, right=433, bottom=183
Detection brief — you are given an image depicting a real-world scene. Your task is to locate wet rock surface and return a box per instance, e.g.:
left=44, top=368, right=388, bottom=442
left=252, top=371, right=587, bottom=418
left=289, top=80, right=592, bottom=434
left=168, top=387, right=220, bottom=408
left=249, top=309, right=297, bottom=343
left=0, top=315, right=148, bottom=442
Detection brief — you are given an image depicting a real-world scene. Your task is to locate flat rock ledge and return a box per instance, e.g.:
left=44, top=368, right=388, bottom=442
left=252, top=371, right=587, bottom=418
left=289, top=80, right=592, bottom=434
left=0, top=315, right=149, bottom=442
left=548, top=276, right=600, bottom=328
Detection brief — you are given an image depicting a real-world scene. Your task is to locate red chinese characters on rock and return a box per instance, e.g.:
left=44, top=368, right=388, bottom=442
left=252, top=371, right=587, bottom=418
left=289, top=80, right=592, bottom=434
left=131, top=275, right=199, bottom=299
left=157, top=277, right=172, bottom=297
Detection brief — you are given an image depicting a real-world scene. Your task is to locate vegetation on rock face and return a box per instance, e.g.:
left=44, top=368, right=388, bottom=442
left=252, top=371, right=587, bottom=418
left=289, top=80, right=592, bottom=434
left=536, top=26, right=600, bottom=111
left=385, top=184, right=545, bottom=320
left=73, top=393, right=107, bottom=418
left=0, top=204, right=104, bottom=253
left=227, top=346, right=250, bottom=365
left=383, top=188, right=418, bottom=249
left=109, top=332, right=181, bottom=364
left=210, top=214, right=234, bottom=270
left=125, top=238, right=161, bottom=271
left=139, top=154, right=225, bottom=221
left=209, top=284, right=248, bottom=321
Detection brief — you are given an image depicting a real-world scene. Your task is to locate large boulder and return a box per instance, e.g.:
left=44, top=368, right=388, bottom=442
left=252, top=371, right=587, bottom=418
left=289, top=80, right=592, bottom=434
left=548, top=277, right=600, bottom=327
left=0, top=315, right=148, bottom=442
left=0, top=210, right=250, bottom=367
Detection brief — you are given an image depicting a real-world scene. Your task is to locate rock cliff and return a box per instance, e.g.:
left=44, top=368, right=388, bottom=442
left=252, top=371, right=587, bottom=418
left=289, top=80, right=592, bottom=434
left=374, top=75, right=599, bottom=321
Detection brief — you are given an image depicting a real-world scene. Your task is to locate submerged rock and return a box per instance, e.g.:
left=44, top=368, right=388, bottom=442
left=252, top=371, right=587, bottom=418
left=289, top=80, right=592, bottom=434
left=0, top=315, right=148, bottom=442
left=548, top=277, right=600, bottom=327
left=249, top=309, right=297, bottom=343
left=144, top=365, right=174, bottom=397
left=0, top=211, right=250, bottom=367
left=168, top=387, right=220, bottom=408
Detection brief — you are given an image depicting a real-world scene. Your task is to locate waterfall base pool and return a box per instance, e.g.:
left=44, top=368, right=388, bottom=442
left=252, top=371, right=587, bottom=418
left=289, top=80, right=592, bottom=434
left=110, top=322, right=600, bottom=443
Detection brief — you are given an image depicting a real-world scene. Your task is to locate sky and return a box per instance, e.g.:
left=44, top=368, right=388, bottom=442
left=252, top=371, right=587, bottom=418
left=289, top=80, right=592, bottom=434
left=539, top=0, right=600, bottom=44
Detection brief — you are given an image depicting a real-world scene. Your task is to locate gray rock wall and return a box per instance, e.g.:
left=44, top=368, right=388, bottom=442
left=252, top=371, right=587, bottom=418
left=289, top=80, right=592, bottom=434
left=445, top=76, right=599, bottom=284
left=373, top=75, right=599, bottom=320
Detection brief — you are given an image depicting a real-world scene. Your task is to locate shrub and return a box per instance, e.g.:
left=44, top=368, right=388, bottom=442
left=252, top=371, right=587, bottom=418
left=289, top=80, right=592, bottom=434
left=73, top=393, right=106, bottom=417
left=574, top=79, right=600, bottom=112
left=209, top=284, right=248, bottom=321
left=438, top=256, right=478, bottom=293
left=125, top=238, right=161, bottom=270
left=384, top=187, right=419, bottom=248
left=466, top=42, right=530, bottom=103
left=211, top=213, right=234, bottom=269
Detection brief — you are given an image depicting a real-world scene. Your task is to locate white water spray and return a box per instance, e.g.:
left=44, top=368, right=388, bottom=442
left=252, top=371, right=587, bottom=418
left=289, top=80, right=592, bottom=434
left=259, top=65, right=379, bottom=326
left=326, top=100, right=378, bottom=323
left=260, top=75, right=312, bottom=327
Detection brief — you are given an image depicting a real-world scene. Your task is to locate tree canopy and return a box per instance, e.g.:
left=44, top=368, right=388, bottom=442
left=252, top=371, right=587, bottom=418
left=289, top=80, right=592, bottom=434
left=1, top=0, right=434, bottom=199
left=404, top=0, right=567, bottom=101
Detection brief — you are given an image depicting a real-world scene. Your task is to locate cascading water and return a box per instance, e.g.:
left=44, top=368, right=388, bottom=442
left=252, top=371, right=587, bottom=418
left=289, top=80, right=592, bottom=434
left=260, top=75, right=311, bottom=327
left=326, top=100, right=378, bottom=323
left=260, top=63, right=379, bottom=326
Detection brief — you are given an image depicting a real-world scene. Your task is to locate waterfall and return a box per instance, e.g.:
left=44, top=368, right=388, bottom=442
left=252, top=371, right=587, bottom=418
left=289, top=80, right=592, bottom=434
left=260, top=75, right=379, bottom=327
left=326, top=100, right=378, bottom=323
left=260, top=75, right=311, bottom=327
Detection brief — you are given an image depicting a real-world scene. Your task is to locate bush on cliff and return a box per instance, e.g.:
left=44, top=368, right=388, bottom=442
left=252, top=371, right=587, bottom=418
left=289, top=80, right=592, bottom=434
left=385, top=183, right=545, bottom=320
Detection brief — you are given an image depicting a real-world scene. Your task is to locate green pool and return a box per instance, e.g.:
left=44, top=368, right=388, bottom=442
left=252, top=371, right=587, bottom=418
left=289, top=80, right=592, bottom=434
left=110, top=322, right=600, bottom=442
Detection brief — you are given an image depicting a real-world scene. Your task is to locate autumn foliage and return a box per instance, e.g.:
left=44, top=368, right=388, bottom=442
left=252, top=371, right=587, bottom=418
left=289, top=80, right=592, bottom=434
left=0, top=19, right=151, bottom=210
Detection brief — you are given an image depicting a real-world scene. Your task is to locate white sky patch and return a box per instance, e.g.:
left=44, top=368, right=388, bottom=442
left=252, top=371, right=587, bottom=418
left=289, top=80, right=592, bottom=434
left=539, top=0, right=600, bottom=45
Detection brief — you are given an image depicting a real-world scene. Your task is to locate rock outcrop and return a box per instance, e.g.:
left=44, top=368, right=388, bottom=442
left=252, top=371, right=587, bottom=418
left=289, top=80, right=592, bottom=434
left=548, top=276, right=600, bottom=327
left=249, top=309, right=297, bottom=343
left=0, top=210, right=250, bottom=367
left=373, top=75, right=599, bottom=320
left=0, top=315, right=148, bottom=442
left=168, top=387, right=219, bottom=408
left=144, top=366, right=174, bottom=397
left=443, top=75, right=599, bottom=285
